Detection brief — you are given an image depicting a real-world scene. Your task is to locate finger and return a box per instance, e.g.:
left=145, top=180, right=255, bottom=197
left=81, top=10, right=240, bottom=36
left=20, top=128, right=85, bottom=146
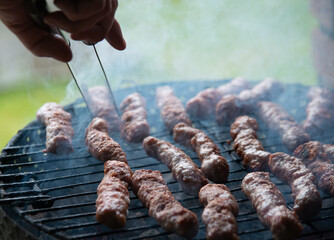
left=70, top=21, right=107, bottom=43
left=30, top=33, right=73, bottom=62
left=44, top=11, right=105, bottom=34
left=54, top=0, right=116, bottom=22
left=20, top=26, right=72, bottom=62
left=72, top=17, right=126, bottom=50
left=106, top=19, right=126, bottom=50
left=1, top=11, right=72, bottom=62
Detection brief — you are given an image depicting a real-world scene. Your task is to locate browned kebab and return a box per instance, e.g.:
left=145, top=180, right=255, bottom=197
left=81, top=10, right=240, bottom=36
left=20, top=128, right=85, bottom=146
left=173, top=123, right=229, bottom=183
left=241, top=172, right=303, bottom=240
left=131, top=169, right=199, bottom=239
left=85, top=117, right=127, bottom=163
left=269, top=152, right=322, bottom=220
left=256, top=101, right=310, bottom=152
left=96, top=160, right=133, bottom=229
left=303, top=87, right=334, bottom=137
left=85, top=117, right=133, bottom=228
left=156, top=86, right=192, bottom=132
left=119, top=92, right=150, bottom=143
left=186, top=77, right=250, bottom=118
left=230, top=115, right=321, bottom=220
left=230, top=116, right=270, bottom=171
left=199, top=184, right=239, bottom=240
left=156, top=85, right=230, bottom=183
left=142, top=136, right=208, bottom=196
left=36, top=102, right=74, bottom=154
left=215, top=77, right=283, bottom=125
left=87, top=86, right=120, bottom=131
left=294, top=141, right=334, bottom=196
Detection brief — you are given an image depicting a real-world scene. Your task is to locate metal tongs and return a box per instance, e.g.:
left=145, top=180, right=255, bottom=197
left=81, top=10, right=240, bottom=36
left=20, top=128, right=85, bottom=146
left=24, top=0, right=119, bottom=116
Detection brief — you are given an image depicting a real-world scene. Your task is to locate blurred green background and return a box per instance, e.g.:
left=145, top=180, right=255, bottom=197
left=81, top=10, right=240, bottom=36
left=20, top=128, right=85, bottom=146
left=0, top=0, right=316, bottom=149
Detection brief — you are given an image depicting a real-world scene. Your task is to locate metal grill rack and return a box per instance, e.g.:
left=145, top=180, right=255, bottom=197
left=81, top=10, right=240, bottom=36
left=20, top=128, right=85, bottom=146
left=1, top=80, right=334, bottom=240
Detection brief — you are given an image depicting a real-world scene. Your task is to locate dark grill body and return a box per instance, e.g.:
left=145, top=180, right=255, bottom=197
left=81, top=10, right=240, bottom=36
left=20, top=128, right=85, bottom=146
left=1, top=80, right=334, bottom=240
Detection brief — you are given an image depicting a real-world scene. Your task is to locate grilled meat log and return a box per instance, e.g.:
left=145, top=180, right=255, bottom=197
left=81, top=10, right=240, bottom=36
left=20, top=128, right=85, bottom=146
left=96, top=161, right=133, bottom=229
left=143, top=136, right=208, bottom=195
left=237, top=77, right=283, bottom=103
left=241, top=172, right=303, bottom=240
left=156, top=86, right=192, bottom=131
left=306, top=161, right=334, bottom=196
left=294, top=141, right=334, bottom=196
left=303, top=87, right=334, bottom=137
left=256, top=101, right=310, bottom=151
left=87, top=86, right=120, bottom=130
left=216, top=95, right=242, bottom=126
left=36, top=102, right=74, bottom=154
left=173, top=123, right=229, bottom=183
left=269, top=152, right=322, bottom=220
left=216, top=78, right=283, bottom=125
left=120, top=92, right=150, bottom=142
left=199, top=184, right=239, bottom=240
left=132, top=169, right=199, bottom=238
left=293, top=141, right=327, bottom=165
left=186, top=77, right=249, bottom=117
left=85, top=117, right=127, bottom=163
left=230, top=116, right=270, bottom=171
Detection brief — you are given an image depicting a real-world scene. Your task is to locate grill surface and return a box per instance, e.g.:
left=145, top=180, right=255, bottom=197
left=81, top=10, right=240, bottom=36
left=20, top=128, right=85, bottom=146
left=1, top=80, right=334, bottom=240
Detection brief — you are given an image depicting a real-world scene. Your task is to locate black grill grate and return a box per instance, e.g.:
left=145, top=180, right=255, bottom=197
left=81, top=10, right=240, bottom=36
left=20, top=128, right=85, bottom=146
left=1, top=80, right=334, bottom=240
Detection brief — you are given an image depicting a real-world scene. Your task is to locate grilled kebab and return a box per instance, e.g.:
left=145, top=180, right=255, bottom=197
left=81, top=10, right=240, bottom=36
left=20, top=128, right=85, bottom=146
left=36, top=102, right=74, bottom=154
left=120, top=92, right=150, bottom=143
left=173, top=122, right=229, bottom=183
left=143, top=136, right=208, bottom=195
left=132, top=169, right=199, bottom=238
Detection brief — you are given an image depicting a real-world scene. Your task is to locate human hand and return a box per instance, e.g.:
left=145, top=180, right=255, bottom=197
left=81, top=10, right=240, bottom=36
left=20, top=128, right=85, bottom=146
left=0, top=0, right=126, bottom=62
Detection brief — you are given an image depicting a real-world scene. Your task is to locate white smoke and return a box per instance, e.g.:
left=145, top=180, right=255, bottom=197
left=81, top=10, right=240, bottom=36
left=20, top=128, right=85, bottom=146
left=62, top=0, right=317, bottom=103
left=96, top=0, right=317, bottom=87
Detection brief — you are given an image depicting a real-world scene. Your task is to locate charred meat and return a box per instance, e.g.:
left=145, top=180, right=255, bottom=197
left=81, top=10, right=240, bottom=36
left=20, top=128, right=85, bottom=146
left=216, top=95, right=242, bottom=126
left=199, top=184, right=239, bottom=240
left=256, top=101, right=310, bottom=151
left=96, top=160, right=132, bottom=229
left=85, top=117, right=127, bottom=163
left=142, top=136, right=208, bottom=195
left=186, top=77, right=249, bottom=117
left=173, top=123, right=229, bottom=183
left=307, top=161, right=334, bottom=197
left=215, top=78, right=283, bottom=125
left=120, top=92, right=150, bottom=143
left=132, top=169, right=199, bottom=238
left=156, top=86, right=192, bottom=131
left=269, top=152, right=322, bottom=220
left=241, top=172, right=303, bottom=240
left=36, top=102, right=74, bottom=154
left=303, top=87, right=334, bottom=137
left=87, top=86, right=120, bottom=130
left=294, top=141, right=334, bottom=196
left=230, top=116, right=270, bottom=171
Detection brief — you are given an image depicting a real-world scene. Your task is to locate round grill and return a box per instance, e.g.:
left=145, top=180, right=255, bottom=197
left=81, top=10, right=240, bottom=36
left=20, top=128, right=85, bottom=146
left=1, top=80, right=334, bottom=240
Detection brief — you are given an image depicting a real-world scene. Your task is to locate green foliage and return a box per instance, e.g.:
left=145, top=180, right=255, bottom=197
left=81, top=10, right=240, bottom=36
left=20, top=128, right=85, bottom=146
left=0, top=81, right=68, bottom=149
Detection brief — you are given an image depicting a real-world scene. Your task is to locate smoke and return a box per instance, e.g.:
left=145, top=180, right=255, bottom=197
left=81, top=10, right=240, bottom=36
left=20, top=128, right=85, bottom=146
left=80, top=0, right=317, bottom=90
left=61, top=0, right=318, bottom=133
